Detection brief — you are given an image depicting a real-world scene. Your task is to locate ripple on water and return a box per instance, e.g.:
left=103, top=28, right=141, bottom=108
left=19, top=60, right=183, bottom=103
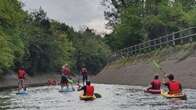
left=0, top=84, right=196, bottom=110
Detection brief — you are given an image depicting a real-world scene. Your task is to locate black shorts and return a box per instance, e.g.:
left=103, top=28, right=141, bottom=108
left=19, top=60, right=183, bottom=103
left=61, top=76, right=68, bottom=84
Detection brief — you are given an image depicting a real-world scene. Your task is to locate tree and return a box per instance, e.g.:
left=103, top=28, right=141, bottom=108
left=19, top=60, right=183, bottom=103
left=103, top=0, right=196, bottom=50
left=73, top=28, right=111, bottom=74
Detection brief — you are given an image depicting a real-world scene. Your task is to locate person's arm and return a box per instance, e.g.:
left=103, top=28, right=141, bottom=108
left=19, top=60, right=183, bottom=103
left=80, top=69, right=82, bottom=75
left=25, top=71, right=30, bottom=81
left=150, top=80, right=153, bottom=85
left=162, top=74, right=168, bottom=84
left=179, top=83, right=182, bottom=91
left=78, top=86, right=85, bottom=91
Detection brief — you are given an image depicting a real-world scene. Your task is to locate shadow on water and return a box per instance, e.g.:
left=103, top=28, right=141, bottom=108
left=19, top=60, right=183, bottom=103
left=0, top=84, right=196, bottom=110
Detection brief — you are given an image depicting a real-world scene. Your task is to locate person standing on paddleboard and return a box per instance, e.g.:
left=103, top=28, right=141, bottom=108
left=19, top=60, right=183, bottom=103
left=17, top=67, right=27, bottom=92
left=163, top=74, right=182, bottom=94
left=80, top=66, right=88, bottom=86
left=147, top=74, right=161, bottom=91
left=60, top=64, right=70, bottom=90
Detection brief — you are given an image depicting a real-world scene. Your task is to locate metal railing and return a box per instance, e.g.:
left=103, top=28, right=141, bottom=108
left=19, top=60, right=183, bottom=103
left=109, top=27, right=196, bottom=62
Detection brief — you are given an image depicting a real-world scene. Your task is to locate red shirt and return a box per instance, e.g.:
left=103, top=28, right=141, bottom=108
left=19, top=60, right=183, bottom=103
left=18, top=68, right=26, bottom=79
left=151, top=79, right=161, bottom=90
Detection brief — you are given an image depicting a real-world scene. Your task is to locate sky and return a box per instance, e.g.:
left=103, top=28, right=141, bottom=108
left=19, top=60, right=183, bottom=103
left=21, top=0, right=112, bottom=34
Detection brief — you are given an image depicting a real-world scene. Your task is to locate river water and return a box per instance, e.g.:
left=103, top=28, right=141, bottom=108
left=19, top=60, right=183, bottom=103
left=0, top=84, right=196, bottom=110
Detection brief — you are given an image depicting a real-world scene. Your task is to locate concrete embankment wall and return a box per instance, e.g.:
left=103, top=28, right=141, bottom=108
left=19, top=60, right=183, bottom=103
left=92, top=44, right=196, bottom=89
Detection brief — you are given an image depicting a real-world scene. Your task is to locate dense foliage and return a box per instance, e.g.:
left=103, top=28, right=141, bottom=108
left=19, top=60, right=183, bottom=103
left=103, top=0, right=196, bottom=51
left=0, top=0, right=111, bottom=75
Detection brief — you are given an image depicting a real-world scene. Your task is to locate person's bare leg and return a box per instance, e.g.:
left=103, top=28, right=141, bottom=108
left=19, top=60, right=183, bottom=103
left=18, top=80, right=20, bottom=92
left=61, top=83, right=64, bottom=90
left=21, top=80, right=24, bottom=91
left=66, top=83, right=69, bottom=89
left=71, top=83, right=74, bottom=90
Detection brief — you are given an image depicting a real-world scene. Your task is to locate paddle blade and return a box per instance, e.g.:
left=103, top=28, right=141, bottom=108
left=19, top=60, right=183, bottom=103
left=68, top=79, right=74, bottom=84
left=94, top=93, right=101, bottom=98
left=152, top=60, right=161, bottom=69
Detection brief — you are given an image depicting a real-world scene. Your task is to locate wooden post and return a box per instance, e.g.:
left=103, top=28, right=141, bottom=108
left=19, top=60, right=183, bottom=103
left=152, top=39, right=155, bottom=50
left=133, top=45, right=136, bottom=55
left=139, top=44, right=142, bottom=54
left=189, top=36, right=193, bottom=43
left=166, top=36, right=169, bottom=47
left=159, top=38, right=162, bottom=48
left=126, top=48, right=129, bottom=57
left=129, top=47, right=132, bottom=56
left=189, top=29, right=193, bottom=44
left=180, top=32, right=184, bottom=44
left=172, top=33, right=176, bottom=46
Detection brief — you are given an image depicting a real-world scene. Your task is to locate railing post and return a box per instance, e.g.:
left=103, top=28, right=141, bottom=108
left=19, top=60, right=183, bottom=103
left=172, top=33, right=176, bottom=46
left=159, top=38, right=162, bottom=48
left=129, top=47, right=132, bottom=55
left=133, top=45, right=136, bottom=55
left=126, top=48, right=129, bottom=57
left=139, top=44, right=142, bottom=54
left=189, top=28, right=193, bottom=43
left=190, top=36, right=193, bottom=43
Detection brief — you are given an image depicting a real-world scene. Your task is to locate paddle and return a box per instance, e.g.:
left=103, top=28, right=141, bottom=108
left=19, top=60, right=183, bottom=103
left=67, top=78, right=74, bottom=84
left=151, top=60, right=166, bottom=75
left=94, top=93, right=102, bottom=98
left=151, top=60, right=169, bottom=91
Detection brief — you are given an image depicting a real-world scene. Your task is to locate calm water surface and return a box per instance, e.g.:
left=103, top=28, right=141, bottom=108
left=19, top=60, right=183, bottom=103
left=0, top=84, right=196, bottom=110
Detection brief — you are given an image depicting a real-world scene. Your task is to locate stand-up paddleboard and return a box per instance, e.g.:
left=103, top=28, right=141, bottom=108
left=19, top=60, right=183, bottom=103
left=59, top=88, right=75, bottom=92
left=16, top=90, right=28, bottom=95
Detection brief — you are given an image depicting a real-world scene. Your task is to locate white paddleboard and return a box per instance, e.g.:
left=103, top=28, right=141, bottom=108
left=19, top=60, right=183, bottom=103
left=16, top=90, right=28, bottom=95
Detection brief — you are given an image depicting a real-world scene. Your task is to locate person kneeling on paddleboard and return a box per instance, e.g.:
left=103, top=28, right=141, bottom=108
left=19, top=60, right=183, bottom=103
left=163, top=74, right=182, bottom=94
left=79, top=81, right=94, bottom=96
left=17, top=67, right=27, bottom=92
left=147, top=74, right=161, bottom=91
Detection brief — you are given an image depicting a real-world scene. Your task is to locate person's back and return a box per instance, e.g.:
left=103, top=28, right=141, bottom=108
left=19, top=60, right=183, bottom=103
left=151, top=79, right=161, bottom=90
left=86, top=84, right=94, bottom=96
left=81, top=68, right=87, bottom=75
left=148, top=75, right=161, bottom=90
left=81, top=81, right=94, bottom=96
left=18, top=68, right=26, bottom=79
left=165, top=74, right=182, bottom=94
left=62, top=66, right=70, bottom=76
left=167, top=80, right=181, bottom=94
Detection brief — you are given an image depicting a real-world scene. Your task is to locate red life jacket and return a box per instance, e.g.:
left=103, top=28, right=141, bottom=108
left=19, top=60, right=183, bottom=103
left=18, top=69, right=26, bottom=79
left=151, top=79, right=161, bottom=90
left=62, top=67, right=70, bottom=76
left=86, top=85, right=94, bottom=96
left=168, top=80, right=181, bottom=94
